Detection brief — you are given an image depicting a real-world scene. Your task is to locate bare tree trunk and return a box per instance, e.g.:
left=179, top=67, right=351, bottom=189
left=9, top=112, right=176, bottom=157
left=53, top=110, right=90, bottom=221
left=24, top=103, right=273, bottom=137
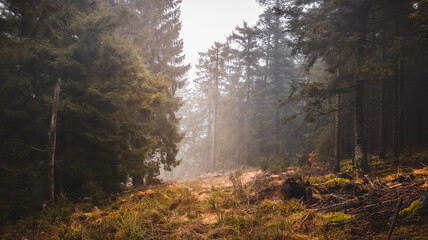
left=272, top=0, right=280, bottom=158
left=354, top=2, right=370, bottom=174
left=354, top=76, right=368, bottom=174
left=211, top=96, right=217, bottom=171
left=244, top=72, right=250, bottom=167
left=379, top=9, right=387, bottom=159
left=392, top=60, right=401, bottom=157
left=366, top=79, right=374, bottom=154
left=273, top=106, right=279, bottom=158
left=334, top=92, right=341, bottom=173
left=48, top=77, right=61, bottom=206
left=211, top=97, right=217, bottom=171
left=379, top=76, right=387, bottom=159
left=211, top=48, right=219, bottom=171
left=245, top=36, right=252, bottom=167
left=207, top=107, right=212, bottom=170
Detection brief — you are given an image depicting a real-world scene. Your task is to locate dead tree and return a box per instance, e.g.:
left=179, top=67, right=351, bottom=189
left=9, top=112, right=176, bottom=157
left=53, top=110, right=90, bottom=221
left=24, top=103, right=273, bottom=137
left=48, top=77, right=61, bottom=206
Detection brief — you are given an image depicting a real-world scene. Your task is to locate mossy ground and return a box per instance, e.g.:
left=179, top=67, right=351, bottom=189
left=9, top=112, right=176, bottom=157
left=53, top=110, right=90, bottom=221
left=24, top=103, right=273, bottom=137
left=1, top=150, right=428, bottom=239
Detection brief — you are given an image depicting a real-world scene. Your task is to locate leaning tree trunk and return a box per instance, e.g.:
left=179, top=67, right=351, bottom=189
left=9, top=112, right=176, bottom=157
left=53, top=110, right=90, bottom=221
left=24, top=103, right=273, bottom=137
left=48, top=77, right=61, bottom=206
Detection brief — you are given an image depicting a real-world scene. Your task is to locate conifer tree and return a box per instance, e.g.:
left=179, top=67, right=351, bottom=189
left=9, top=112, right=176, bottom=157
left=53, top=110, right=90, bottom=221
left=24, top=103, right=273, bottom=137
left=0, top=0, right=187, bottom=220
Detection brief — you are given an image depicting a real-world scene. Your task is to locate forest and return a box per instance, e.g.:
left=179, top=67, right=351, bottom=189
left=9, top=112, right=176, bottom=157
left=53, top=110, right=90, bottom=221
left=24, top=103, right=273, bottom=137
left=1, top=0, right=428, bottom=239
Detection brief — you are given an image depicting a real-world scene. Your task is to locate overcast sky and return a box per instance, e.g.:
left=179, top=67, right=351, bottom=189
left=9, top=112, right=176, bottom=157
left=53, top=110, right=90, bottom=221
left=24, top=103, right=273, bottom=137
left=180, top=0, right=265, bottom=81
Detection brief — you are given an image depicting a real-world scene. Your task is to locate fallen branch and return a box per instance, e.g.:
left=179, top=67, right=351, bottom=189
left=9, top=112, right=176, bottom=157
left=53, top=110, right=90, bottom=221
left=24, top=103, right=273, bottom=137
left=388, top=183, right=403, bottom=189
left=403, top=179, right=426, bottom=188
left=285, top=196, right=304, bottom=218
left=319, top=194, right=369, bottom=212
left=386, top=196, right=403, bottom=240
left=359, top=199, right=398, bottom=212
left=330, top=194, right=348, bottom=201
left=375, top=180, right=390, bottom=191
left=364, top=174, right=377, bottom=189
left=300, top=209, right=316, bottom=224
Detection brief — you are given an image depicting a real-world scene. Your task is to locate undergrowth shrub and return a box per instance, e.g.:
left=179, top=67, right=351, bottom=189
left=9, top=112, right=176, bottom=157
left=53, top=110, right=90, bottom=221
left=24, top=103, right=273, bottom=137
left=258, top=155, right=292, bottom=173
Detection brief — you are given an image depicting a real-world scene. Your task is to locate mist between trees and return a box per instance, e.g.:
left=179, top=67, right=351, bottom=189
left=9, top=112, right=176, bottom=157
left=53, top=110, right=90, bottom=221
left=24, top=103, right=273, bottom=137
left=1, top=0, right=428, bottom=223
left=167, top=0, right=428, bottom=179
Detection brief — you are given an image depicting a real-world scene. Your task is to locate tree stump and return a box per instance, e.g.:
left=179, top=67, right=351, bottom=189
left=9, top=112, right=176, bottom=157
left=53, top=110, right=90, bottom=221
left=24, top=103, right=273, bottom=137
left=281, top=176, right=311, bottom=202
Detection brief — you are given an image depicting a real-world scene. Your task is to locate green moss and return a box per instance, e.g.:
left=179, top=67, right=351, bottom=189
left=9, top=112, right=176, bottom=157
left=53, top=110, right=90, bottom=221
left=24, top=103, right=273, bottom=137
left=411, top=237, right=428, bottom=240
left=399, top=200, right=424, bottom=218
left=325, top=178, right=350, bottom=187
left=322, top=212, right=353, bottom=223
left=258, top=199, right=282, bottom=215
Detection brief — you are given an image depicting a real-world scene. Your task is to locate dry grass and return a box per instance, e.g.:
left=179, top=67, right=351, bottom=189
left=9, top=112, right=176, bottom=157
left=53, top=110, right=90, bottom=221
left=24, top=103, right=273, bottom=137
left=2, top=151, right=428, bottom=240
left=1, top=170, right=340, bottom=240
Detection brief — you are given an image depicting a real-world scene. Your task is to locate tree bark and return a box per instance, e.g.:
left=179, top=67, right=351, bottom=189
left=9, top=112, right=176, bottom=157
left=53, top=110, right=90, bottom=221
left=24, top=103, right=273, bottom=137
left=354, top=1, right=370, bottom=174
left=244, top=67, right=250, bottom=167
left=244, top=34, right=252, bottom=167
left=207, top=107, right=212, bottom=170
left=48, top=77, right=61, bottom=206
left=211, top=48, right=219, bottom=171
left=379, top=8, right=387, bottom=159
left=334, top=92, right=341, bottom=173
left=354, top=76, right=368, bottom=173
left=272, top=0, right=281, bottom=158
left=392, top=59, right=401, bottom=157
left=379, top=76, right=387, bottom=159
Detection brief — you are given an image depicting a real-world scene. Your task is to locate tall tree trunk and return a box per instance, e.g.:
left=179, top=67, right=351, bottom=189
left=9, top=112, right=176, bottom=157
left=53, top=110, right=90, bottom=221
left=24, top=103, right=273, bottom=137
left=366, top=79, right=373, bottom=154
left=244, top=36, right=252, bottom=167
left=379, top=76, right=387, bottom=159
left=272, top=0, right=280, bottom=158
left=211, top=96, right=217, bottom=171
left=211, top=48, right=219, bottom=171
left=244, top=71, right=250, bottom=167
left=392, top=59, right=401, bottom=157
left=273, top=106, right=279, bottom=158
left=334, top=92, right=341, bottom=173
left=354, top=76, right=368, bottom=173
left=207, top=107, right=212, bottom=170
left=264, top=35, right=271, bottom=84
left=48, top=77, right=61, bottom=206
left=333, top=53, right=341, bottom=173
left=354, top=1, right=370, bottom=174
left=379, top=7, right=387, bottom=159
left=392, top=10, right=404, bottom=158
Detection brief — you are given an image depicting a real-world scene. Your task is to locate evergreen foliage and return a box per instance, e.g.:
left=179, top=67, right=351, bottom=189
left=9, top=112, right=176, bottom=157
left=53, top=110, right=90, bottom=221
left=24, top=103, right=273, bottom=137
left=0, top=0, right=187, bottom=222
left=176, top=3, right=302, bottom=175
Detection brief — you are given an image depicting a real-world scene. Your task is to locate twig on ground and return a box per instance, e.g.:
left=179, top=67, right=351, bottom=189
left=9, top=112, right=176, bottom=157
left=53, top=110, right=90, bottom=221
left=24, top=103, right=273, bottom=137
left=375, top=180, right=390, bottom=191
left=300, top=209, right=315, bottom=224
left=285, top=196, right=304, bottom=218
left=364, top=174, right=377, bottom=189
left=386, top=196, right=403, bottom=240
left=330, top=194, right=348, bottom=201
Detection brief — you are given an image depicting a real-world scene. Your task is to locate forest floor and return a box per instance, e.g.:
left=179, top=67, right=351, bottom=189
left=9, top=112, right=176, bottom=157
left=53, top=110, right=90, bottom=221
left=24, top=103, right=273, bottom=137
left=2, top=151, right=428, bottom=239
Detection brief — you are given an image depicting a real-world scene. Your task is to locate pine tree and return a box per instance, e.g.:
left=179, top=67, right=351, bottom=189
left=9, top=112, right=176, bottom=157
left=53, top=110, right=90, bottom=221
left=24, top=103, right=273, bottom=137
left=229, top=22, right=262, bottom=166
left=0, top=0, right=188, bottom=221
